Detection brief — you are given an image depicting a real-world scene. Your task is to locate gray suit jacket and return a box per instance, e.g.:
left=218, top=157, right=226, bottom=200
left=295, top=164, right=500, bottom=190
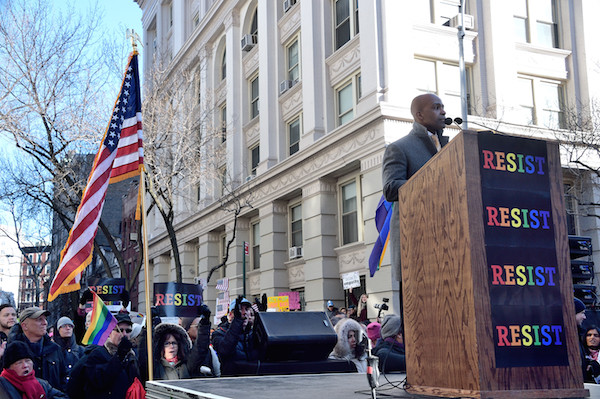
left=381, top=122, right=449, bottom=281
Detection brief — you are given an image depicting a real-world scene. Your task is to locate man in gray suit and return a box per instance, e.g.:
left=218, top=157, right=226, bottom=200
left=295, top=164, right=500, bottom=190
left=382, top=93, right=449, bottom=285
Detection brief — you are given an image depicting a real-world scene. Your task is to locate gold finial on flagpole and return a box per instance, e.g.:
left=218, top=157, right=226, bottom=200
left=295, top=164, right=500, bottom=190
left=126, top=29, right=142, bottom=53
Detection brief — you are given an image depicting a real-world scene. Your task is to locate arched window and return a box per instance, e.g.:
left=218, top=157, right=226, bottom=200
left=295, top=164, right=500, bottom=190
left=250, top=9, right=258, bottom=38
left=221, top=47, right=226, bottom=80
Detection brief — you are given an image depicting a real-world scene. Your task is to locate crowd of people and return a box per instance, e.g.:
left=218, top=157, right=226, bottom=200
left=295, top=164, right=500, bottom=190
left=0, top=286, right=407, bottom=398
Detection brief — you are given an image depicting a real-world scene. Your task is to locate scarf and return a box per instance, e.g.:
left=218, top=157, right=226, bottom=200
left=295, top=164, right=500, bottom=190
left=164, top=356, right=179, bottom=366
left=0, top=368, right=45, bottom=399
left=589, top=349, right=599, bottom=361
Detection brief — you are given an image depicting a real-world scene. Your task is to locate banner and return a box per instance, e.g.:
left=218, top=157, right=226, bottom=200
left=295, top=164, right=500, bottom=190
left=88, top=278, right=127, bottom=301
left=278, top=291, right=301, bottom=310
left=153, top=282, right=203, bottom=317
left=478, top=132, right=567, bottom=368
left=267, top=296, right=289, bottom=312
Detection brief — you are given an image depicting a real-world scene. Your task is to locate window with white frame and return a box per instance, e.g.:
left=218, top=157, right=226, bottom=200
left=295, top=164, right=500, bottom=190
left=334, top=0, right=359, bottom=50
left=515, top=76, right=565, bottom=129
left=26, top=279, right=32, bottom=289
left=250, top=75, right=259, bottom=119
left=413, top=0, right=468, bottom=26
left=25, top=293, right=31, bottom=303
left=250, top=145, right=260, bottom=176
left=290, top=203, right=303, bottom=248
left=251, top=221, right=260, bottom=270
left=220, top=104, right=227, bottom=142
left=513, top=0, right=558, bottom=48
left=413, top=58, right=472, bottom=118
left=336, top=73, right=361, bottom=126
left=288, top=116, right=301, bottom=156
left=250, top=9, right=258, bottom=39
left=340, top=178, right=361, bottom=245
left=286, top=37, right=300, bottom=83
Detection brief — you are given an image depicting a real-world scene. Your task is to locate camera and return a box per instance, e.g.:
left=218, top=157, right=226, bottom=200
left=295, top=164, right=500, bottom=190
left=374, top=297, right=389, bottom=311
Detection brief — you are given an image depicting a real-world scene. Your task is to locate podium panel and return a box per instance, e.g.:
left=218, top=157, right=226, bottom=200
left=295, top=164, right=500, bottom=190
left=398, top=130, right=588, bottom=398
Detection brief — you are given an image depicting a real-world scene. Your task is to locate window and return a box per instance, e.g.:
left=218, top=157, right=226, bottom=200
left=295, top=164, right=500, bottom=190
left=221, top=48, right=227, bottom=81
left=513, top=0, right=558, bottom=47
left=26, top=279, right=32, bottom=289
left=251, top=222, right=260, bottom=270
left=290, top=203, right=303, bottom=248
left=287, top=38, right=300, bottom=83
left=250, top=145, right=260, bottom=176
left=414, top=0, right=469, bottom=25
left=220, top=104, right=227, bottom=142
left=288, top=116, right=301, bottom=155
left=250, top=75, right=259, bottom=119
left=564, top=183, right=577, bottom=235
left=335, top=0, right=359, bottom=50
left=340, top=179, right=360, bottom=245
left=515, top=76, right=565, bottom=129
left=250, top=9, right=258, bottom=38
left=169, top=2, right=173, bottom=28
left=220, top=234, right=227, bottom=277
left=336, top=73, right=361, bottom=126
left=25, top=293, right=31, bottom=303
left=413, top=58, right=472, bottom=117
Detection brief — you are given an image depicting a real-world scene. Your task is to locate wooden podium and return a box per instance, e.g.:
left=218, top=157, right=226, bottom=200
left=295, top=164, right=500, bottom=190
left=398, top=130, right=589, bottom=398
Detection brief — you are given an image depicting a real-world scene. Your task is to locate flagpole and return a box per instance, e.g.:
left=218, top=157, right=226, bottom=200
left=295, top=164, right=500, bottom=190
left=140, top=169, right=154, bottom=381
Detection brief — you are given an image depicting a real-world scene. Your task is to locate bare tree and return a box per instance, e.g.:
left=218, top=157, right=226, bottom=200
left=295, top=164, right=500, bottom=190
left=142, top=56, right=223, bottom=283
left=0, top=0, right=131, bottom=285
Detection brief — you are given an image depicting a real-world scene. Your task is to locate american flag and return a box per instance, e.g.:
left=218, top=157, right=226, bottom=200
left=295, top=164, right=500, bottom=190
left=216, top=278, right=229, bottom=292
left=49, top=52, right=144, bottom=301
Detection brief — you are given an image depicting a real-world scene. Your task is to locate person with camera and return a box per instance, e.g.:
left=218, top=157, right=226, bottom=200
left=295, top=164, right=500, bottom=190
left=66, top=313, right=140, bottom=399
left=211, top=296, right=259, bottom=376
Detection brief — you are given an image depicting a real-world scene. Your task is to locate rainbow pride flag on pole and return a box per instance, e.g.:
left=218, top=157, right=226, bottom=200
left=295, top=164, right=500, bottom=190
left=368, top=196, right=393, bottom=277
left=82, top=291, right=118, bottom=346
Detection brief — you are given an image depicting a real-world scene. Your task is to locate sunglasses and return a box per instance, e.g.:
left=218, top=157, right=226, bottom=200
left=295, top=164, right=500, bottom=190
left=114, top=328, right=133, bottom=334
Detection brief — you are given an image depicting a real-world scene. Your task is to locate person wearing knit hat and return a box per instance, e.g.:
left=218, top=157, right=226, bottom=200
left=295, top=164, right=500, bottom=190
left=0, top=341, right=67, bottom=398
left=366, top=322, right=381, bottom=348
left=54, top=316, right=84, bottom=386
left=372, top=314, right=406, bottom=373
left=575, top=297, right=587, bottom=327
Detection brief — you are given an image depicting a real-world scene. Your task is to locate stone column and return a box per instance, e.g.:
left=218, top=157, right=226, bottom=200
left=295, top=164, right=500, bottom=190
left=225, top=218, right=250, bottom=298
left=224, top=11, right=243, bottom=182
left=178, top=242, right=198, bottom=284
left=198, top=232, right=221, bottom=311
left=258, top=201, right=289, bottom=296
left=302, top=179, right=342, bottom=310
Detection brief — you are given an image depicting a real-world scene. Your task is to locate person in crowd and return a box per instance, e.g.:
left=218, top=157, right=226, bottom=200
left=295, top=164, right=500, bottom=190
left=181, top=316, right=201, bottom=343
left=8, top=307, right=66, bottom=391
left=0, top=341, right=67, bottom=399
left=366, top=322, right=381, bottom=349
left=54, top=316, right=84, bottom=386
left=329, top=318, right=367, bottom=373
left=325, top=300, right=338, bottom=320
left=372, top=314, right=406, bottom=373
left=66, top=313, right=140, bottom=399
left=582, top=325, right=600, bottom=383
left=347, top=305, right=357, bottom=320
left=348, top=289, right=368, bottom=322
left=73, top=289, right=93, bottom=344
left=330, top=312, right=347, bottom=327
left=153, top=304, right=218, bottom=379
left=0, top=305, right=16, bottom=343
left=576, top=297, right=587, bottom=328
left=211, top=296, right=259, bottom=376
left=339, top=307, right=347, bottom=315
left=382, top=93, right=448, bottom=319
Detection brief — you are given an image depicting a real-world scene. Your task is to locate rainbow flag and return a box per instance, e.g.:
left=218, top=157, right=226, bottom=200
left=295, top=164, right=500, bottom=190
left=82, top=291, right=118, bottom=345
left=368, top=196, right=393, bottom=277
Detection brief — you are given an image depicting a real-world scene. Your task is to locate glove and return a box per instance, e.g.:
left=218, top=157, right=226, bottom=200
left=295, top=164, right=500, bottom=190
left=233, top=296, right=243, bottom=319
left=120, top=291, right=130, bottom=308
left=117, top=337, right=133, bottom=361
left=80, top=289, right=93, bottom=305
left=198, top=304, right=211, bottom=325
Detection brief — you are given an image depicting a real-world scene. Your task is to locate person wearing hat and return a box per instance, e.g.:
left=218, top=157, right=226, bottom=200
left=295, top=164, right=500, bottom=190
left=0, top=341, right=67, bottom=398
left=54, top=317, right=84, bottom=386
left=211, top=296, right=259, bottom=376
left=575, top=297, right=587, bottom=328
left=372, top=314, right=406, bottom=373
left=8, top=307, right=66, bottom=392
left=66, top=312, right=140, bottom=399
left=325, top=300, right=338, bottom=320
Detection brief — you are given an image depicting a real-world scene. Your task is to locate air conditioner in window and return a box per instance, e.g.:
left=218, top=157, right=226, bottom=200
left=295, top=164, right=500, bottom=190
left=449, top=14, right=474, bottom=30
left=279, top=80, right=293, bottom=95
left=241, top=34, right=257, bottom=51
left=289, top=246, right=303, bottom=259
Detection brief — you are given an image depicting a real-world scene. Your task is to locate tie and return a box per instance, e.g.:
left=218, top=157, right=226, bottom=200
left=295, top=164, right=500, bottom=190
left=431, top=134, right=441, bottom=152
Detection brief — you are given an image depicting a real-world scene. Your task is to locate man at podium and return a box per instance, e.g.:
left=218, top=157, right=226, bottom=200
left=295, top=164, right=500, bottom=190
left=382, top=93, right=449, bottom=284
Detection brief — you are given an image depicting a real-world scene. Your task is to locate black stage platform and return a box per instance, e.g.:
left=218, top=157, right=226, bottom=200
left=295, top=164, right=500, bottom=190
left=146, top=373, right=600, bottom=399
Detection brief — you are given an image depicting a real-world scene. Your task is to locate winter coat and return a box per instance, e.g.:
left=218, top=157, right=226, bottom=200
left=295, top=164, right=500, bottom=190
left=152, top=322, right=218, bottom=380
left=66, top=341, right=139, bottom=399
left=372, top=338, right=406, bottom=373
left=8, top=324, right=66, bottom=392
left=328, top=318, right=367, bottom=373
left=0, top=376, right=67, bottom=399
left=53, top=334, right=85, bottom=385
left=211, top=317, right=259, bottom=376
